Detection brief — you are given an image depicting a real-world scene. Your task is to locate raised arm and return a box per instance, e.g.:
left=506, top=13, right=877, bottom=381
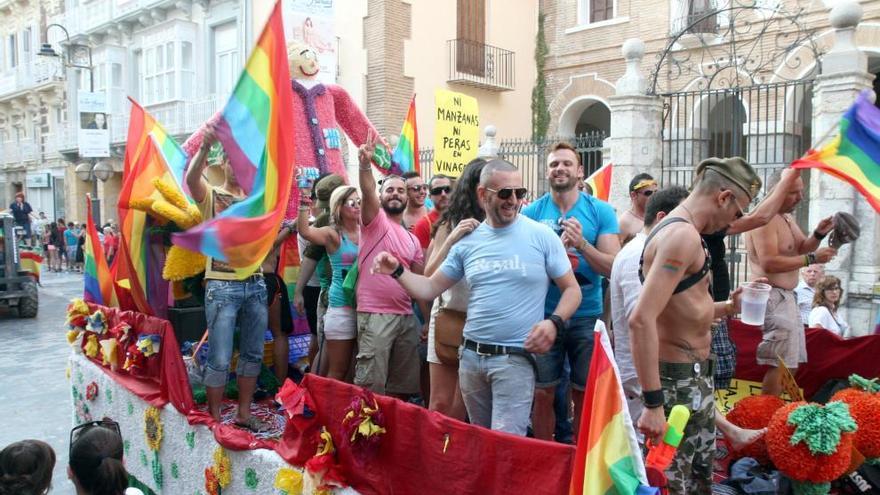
left=296, top=207, right=339, bottom=249
left=727, top=168, right=799, bottom=235
left=358, top=133, right=381, bottom=226
left=371, top=251, right=456, bottom=301
left=186, top=125, right=215, bottom=204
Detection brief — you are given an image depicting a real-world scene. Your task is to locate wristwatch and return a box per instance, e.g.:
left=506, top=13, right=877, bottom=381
left=390, top=264, right=405, bottom=279
left=548, top=314, right=565, bottom=333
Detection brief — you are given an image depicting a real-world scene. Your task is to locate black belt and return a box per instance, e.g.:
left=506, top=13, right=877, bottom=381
left=659, top=358, right=715, bottom=380
left=462, top=338, right=538, bottom=374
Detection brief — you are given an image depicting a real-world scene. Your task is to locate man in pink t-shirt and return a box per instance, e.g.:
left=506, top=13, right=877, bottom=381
left=356, top=138, right=426, bottom=397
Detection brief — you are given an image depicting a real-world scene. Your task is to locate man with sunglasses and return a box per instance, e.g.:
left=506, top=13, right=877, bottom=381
left=371, top=159, right=581, bottom=436
left=412, top=175, right=453, bottom=250
left=402, top=171, right=430, bottom=230
left=619, top=173, right=658, bottom=245
left=745, top=169, right=837, bottom=396
left=522, top=141, right=621, bottom=442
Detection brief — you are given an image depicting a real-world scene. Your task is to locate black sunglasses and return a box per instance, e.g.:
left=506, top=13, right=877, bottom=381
left=70, top=419, right=121, bottom=458
left=430, top=185, right=452, bottom=195
left=640, top=189, right=654, bottom=197
left=487, top=187, right=528, bottom=200
left=407, top=185, right=428, bottom=192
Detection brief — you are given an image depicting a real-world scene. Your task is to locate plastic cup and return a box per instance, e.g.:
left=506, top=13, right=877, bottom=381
left=739, top=282, right=772, bottom=326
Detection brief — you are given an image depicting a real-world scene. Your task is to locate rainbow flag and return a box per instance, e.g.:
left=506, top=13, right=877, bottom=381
left=585, top=163, right=613, bottom=202
left=792, top=90, right=880, bottom=213
left=391, top=95, right=419, bottom=175
left=570, top=321, right=658, bottom=495
left=83, top=195, right=118, bottom=307
left=19, top=251, right=42, bottom=283
left=172, top=0, right=295, bottom=278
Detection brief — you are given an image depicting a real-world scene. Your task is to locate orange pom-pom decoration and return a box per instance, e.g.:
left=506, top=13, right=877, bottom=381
left=831, top=386, right=880, bottom=460
left=727, top=395, right=786, bottom=463
left=766, top=401, right=855, bottom=485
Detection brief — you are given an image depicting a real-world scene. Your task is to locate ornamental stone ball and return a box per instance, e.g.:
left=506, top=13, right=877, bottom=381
left=829, top=0, right=863, bottom=29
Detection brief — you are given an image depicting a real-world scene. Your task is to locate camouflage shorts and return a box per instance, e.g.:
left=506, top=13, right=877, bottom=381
left=660, top=361, right=716, bottom=495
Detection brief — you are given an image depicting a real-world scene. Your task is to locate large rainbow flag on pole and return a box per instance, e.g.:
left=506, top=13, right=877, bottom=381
left=391, top=95, right=420, bottom=175
left=792, top=90, right=880, bottom=213
left=172, top=0, right=295, bottom=277
left=570, top=321, right=658, bottom=495
left=585, top=163, right=613, bottom=202
left=84, top=194, right=118, bottom=307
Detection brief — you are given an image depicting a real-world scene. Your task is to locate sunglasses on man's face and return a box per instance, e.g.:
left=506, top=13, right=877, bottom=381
left=407, top=185, right=428, bottom=192
left=487, top=187, right=528, bottom=200
left=70, top=419, right=121, bottom=457
left=639, top=189, right=655, bottom=197
left=430, top=185, right=452, bottom=196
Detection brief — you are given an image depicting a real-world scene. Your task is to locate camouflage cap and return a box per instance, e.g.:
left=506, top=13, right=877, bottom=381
left=315, top=174, right=346, bottom=209
left=695, top=157, right=762, bottom=201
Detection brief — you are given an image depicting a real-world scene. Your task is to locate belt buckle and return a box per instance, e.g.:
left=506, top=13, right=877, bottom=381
left=475, top=342, right=492, bottom=357
left=693, top=362, right=701, bottom=375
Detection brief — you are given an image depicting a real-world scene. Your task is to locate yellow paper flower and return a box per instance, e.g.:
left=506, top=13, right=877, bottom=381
left=162, top=245, right=206, bottom=281
left=67, top=298, right=90, bottom=317
left=212, top=447, right=232, bottom=487
left=99, top=338, right=118, bottom=369
left=144, top=406, right=163, bottom=451
left=66, top=329, right=81, bottom=345
left=84, top=335, right=99, bottom=358
left=274, top=468, right=303, bottom=495
left=152, top=176, right=189, bottom=210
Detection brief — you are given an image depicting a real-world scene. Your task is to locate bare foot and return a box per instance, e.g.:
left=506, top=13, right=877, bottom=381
left=727, top=426, right=766, bottom=452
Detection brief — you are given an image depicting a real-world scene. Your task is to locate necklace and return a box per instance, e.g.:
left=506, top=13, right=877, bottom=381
left=628, top=209, right=644, bottom=221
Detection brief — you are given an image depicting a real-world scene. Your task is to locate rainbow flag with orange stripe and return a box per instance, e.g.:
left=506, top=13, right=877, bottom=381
left=585, top=163, right=613, bottom=202
left=391, top=95, right=419, bottom=175
left=570, top=321, right=658, bottom=495
left=792, top=90, right=880, bottom=213
left=172, top=0, right=295, bottom=278
left=84, top=195, right=118, bottom=307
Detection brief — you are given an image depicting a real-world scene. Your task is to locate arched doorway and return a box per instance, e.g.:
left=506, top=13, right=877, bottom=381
left=558, top=97, right=610, bottom=175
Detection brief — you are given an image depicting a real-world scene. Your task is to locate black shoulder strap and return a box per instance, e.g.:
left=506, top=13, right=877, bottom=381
left=638, top=217, right=690, bottom=284
left=638, top=217, right=712, bottom=294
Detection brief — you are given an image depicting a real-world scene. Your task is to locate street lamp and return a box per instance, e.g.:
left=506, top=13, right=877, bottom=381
left=75, top=161, right=112, bottom=225
left=38, top=23, right=94, bottom=91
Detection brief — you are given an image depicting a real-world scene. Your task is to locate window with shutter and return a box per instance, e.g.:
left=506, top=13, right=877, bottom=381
left=456, top=0, right=486, bottom=77
left=688, top=0, right=717, bottom=33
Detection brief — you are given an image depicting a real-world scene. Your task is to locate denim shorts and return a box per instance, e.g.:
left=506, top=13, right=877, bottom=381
left=203, top=277, right=268, bottom=388
left=535, top=316, right=597, bottom=391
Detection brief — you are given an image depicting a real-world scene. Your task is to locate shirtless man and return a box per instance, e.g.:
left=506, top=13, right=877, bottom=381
left=745, top=170, right=836, bottom=396
left=618, top=173, right=657, bottom=245
left=630, top=157, right=762, bottom=494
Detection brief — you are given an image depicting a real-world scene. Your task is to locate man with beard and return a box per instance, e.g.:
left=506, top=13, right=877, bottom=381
left=631, top=157, right=762, bottom=493
left=745, top=170, right=836, bottom=395
left=370, top=159, right=581, bottom=435
left=522, top=141, right=620, bottom=441
left=355, top=134, right=426, bottom=397
left=412, top=174, right=453, bottom=250
left=402, top=171, right=429, bottom=230
left=618, top=173, right=658, bottom=245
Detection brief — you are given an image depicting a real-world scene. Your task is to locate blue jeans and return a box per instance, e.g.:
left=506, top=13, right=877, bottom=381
left=458, top=348, right=535, bottom=436
left=204, top=278, right=268, bottom=388
left=535, top=316, right=597, bottom=390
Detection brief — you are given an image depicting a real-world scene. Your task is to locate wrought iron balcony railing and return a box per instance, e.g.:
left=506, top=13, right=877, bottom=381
left=447, top=39, right=515, bottom=92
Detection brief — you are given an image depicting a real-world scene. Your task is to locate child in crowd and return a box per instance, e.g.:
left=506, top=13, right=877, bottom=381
left=0, top=439, right=56, bottom=495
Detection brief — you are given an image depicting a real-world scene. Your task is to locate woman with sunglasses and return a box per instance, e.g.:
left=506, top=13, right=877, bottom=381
left=809, top=275, right=849, bottom=338
left=421, top=158, right=487, bottom=419
left=68, top=421, right=143, bottom=495
left=298, top=185, right=361, bottom=381
left=0, top=439, right=55, bottom=495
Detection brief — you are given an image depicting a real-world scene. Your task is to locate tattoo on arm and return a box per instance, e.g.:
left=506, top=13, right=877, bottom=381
left=661, top=259, right=685, bottom=272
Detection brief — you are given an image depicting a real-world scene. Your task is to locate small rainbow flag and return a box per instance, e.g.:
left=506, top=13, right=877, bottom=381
left=792, top=90, right=880, bottom=213
left=585, top=163, right=613, bottom=202
left=84, top=195, right=118, bottom=307
left=391, top=95, right=419, bottom=175
left=570, top=321, right=658, bottom=495
left=172, top=0, right=295, bottom=278
left=19, top=251, right=42, bottom=283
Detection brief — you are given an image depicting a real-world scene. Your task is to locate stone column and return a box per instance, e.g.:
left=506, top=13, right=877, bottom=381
left=809, top=0, right=878, bottom=335
left=606, top=39, right=664, bottom=214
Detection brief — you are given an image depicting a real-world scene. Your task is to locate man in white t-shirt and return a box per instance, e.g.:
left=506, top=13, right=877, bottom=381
left=795, top=263, right=824, bottom=326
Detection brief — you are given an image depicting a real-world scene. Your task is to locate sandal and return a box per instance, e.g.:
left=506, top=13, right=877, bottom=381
left=234, top=415, right=269, bottom=433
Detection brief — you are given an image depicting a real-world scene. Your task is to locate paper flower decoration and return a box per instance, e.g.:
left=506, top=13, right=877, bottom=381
left=123, top=344, right=145, bottom=375
left=108, top=323, right=133, bottom=348
left=163, top=245, right=207, bottom=281
left=66, top=314, right=88, bottom=332
left=144, top=406, right=163, bottom=452
left=767, top=401, right=857, bottom=494
left=831, top=374, right=880, bottom=461
left=204, top=467, right=220, bottom=495
left=86, top=310, right=107, bottom=334
left=84, top=334, right=99, bottom=358
left=85, top=382, right=98, bottom=401
left=211, top=447, right=232, bottom=488
left=341, top=389, right=386, bottom=464
left=304, top=428, right=347, bottom=493
left=726, top=394, right=785, bottom=464
left=99, top=338, right=119, bottom=370
left=136, top=335, right=161, bottom=357
left=274, top=467, right=304, bottom=495
left=67, top=330, right=84, bottom=353
left=66, top=298, right=90, bottom=318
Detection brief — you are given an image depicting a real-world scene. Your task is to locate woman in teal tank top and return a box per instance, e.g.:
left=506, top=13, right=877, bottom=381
left=298, top=186, right=360, bottom=381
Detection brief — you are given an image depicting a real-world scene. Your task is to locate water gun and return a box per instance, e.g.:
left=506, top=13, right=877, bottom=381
left=644, top=404, right=690, bottom=492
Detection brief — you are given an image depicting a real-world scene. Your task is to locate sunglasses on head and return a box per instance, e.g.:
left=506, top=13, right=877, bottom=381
left=345, top=198, right=361, bottom=208
left=487, top=187, right=528, bottom=200
left=430, top=185, right=452, bottom=195
left=70, top=419, right=121, bottom=457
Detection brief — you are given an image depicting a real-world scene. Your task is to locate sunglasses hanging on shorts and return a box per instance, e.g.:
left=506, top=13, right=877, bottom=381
left=430, top=185, right=452, bottom=195
left=486, top=187, right=528, bottom=200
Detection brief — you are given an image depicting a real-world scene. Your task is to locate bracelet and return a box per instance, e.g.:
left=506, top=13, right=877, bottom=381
left=390, top=264, right=405, bottom=279
left=359, top=165, right=372, bottom=171
left=724, top=299, right=735, bottom=317
left=642, top=389, right=664, bottom=409
left=579, top=238, right=588, bottom=252
left=806, top=252, right=817, bottom=266
left=813, top=230, right=827, bottom=241
left=548, top=314, right=565, bottom=333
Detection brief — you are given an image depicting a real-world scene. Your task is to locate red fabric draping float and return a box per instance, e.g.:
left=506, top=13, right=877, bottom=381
left=729, top=320, right=880, bottom=399
left=81, top=304, right=576, bottom=494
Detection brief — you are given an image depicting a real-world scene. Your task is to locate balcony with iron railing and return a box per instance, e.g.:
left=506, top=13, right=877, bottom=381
left=0, top=139, right=38, bottom=166
left=60, top=0, right=180, bottom=38
left=447, top=39, right=515, bottom=92
left=0, top=58, right=65, bottom=99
